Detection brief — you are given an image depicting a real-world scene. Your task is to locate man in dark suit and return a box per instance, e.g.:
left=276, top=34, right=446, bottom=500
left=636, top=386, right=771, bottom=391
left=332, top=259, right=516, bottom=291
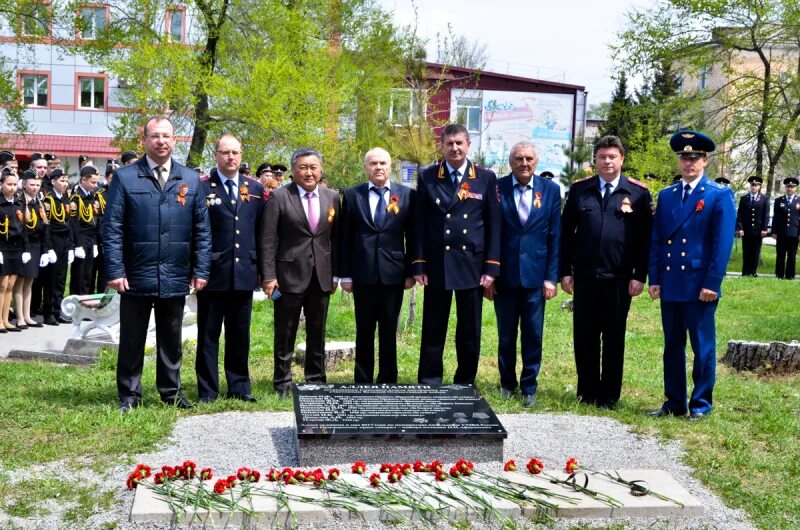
left=771, top=177, right=800, bottom=279
left=103, top=116, right=211, bottom=413
left=412, top=124, right=501, bottom=385
left=560, top=135, right=653, bottom=409
left=196, top=133, right=264, bottom=403
left=259, top=147, right=339, bottom=398
left=648, top=130, right=735, bottom=420
left=339, top=148, right=415, bottom=384
left=490, top=141, right=560, bottom=407
left=736, top=176, right=770, bottom=276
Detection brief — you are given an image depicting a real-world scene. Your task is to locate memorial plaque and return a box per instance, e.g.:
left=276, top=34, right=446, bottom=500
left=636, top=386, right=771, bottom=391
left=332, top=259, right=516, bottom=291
left=293, top=384, right=506, bottom=465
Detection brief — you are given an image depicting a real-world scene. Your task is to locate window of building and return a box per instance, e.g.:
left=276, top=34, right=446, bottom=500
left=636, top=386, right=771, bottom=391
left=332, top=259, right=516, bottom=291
left=456, top=97, right=482, bottom=133
left=20, top=2, right=50, bottom=37
left=20, top=74, right=48, bottom=107
left=389, top=89, right=424, bottom=126
left=699, top=67, right=710, bottom=91
left=166, top=7, right=185, bottom=42
left=79, top=5, right=108, bottom=39
left=79, top=76, right=105, bottom=109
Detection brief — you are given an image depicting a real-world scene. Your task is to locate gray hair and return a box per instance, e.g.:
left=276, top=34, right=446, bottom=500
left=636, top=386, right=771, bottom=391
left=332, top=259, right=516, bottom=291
left=291, top=147, right=323, bottom=167
left=363, top=147, right=391, bottom=165
left=509, top=141, right=538, bottom=162
left=213, top=133, right=241, bottom=152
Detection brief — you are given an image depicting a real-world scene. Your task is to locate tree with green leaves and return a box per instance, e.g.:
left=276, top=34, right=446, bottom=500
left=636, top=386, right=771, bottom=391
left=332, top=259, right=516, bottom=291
left=615, top=0, right=800, bottom=195
left=559, top=134, right=593, bottom=187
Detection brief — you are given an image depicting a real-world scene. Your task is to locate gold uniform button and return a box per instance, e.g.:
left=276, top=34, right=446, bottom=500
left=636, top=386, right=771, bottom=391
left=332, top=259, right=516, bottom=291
left=445, top=229, right=450, bottom=234
left=235, top=216, right=239, bottom=221
left=666, top=266, right=671, bottom=271
left=236, top=230, right=240, bottom=234
left=667, top=240, right=672, bottom=245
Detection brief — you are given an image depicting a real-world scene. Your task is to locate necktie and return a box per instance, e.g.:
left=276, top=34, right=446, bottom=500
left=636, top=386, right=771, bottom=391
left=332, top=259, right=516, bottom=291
left=682, top=184, right=691, bottom=203
left=751, top=194, right=755, bottom=205
left=517, top=184, right=530, bottom=225
left=155, top=166, right=167, bottom=189
left=372, top=186, right=386, bottom=227
left=225, top=179, right=236, bottom=201
left=451, top=170, right=460, bottom=186
left=305, top=191, right=318, bottom=232
left=602, top=182, right=612, bottom=209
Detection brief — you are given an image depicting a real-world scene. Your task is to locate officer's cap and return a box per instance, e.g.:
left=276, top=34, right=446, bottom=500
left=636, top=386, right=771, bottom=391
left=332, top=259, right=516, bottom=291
left=80, top=165, right=99, bottom=177
left=783, top=177, right=799, bottom=186
left=49, top=168, right=64, bottom=179
left=714, top=177, right=730, bottom=185
left=0, top=150, right=16, bottom=163
left=271, top=163, right=287, bottom=173
left=30, top=152, right=44, bottom=161
left=121, top=151, right=137, bottom=164
left=747, top=176, right=763, bottom=185
left=22, top=169, right=39, bottom=180
left=257, top=163, right=272, bottom=176
left=43, top=153, right=57, bottom=161
left=669, top=130, right=715, bottom=158
left=239, top=162, right=251, bottom=172
left=672, top=174, right=682, bottom=183
left=539, top=171, right=554, bottom=179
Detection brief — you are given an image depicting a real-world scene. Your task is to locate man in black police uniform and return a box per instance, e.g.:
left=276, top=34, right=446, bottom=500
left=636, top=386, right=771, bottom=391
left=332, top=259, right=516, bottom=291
left=772, top=177, right=800, bottom=279
left=41, top=169, right=77, bottom=325
left=560, top=135, right=653, bottom=409
left=196, top=133, right=264, bottom=403
left=339, top=147, right=415, bottom=384
left=412, top=123, right=501, bottom=385
left=736, top=176, right=770, bottom=277
left=68, top=166, right=100, bottom=295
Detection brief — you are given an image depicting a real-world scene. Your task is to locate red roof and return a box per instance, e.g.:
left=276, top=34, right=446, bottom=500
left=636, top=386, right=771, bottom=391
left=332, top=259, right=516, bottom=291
left=0, top=134, right=121, bottom=158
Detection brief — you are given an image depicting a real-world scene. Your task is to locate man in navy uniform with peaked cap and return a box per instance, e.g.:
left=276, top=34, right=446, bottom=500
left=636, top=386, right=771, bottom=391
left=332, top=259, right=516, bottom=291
left=647, top=130, right=735, bottom=420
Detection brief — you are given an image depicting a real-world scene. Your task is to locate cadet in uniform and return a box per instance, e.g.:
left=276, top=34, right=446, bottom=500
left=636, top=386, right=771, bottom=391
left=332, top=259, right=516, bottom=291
left=41, top=169, right=77, bottom=325
left=736, top=176, right=770, bottom=276
left=412, top=123, right=501, bottom=385
left=0, top=168, right=28, bottom=332
left=560, top=135, right=653, bottom=409
left=69, top=166, right=100, bottom=295
left=648, top=130, right=735, bottom=420
left=196, top=133, right=264, bottom=403
left=771, top=177, right=800, bottom=279
left=121, top=151, right=138, bottom=166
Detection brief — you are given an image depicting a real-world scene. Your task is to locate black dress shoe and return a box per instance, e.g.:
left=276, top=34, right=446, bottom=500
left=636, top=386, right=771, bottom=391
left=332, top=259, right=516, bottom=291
left=44, top=316, right=59, bottom=326
left=228, top=393, right=258, bottom=403
left=16, top=324, right=27, bottom=330
left=56, top=316, right=72, bottom=324
left=647, top=408, right=684, bottom=418
left=688, top=411, right=709, bottom=421
left=162, top=394, right=194, bottom=409
left=119, top=401, right=141, bottom=414
left=27, top=322, right=43, bottom=328
left=5, top=326, right=21, bottom=332
left=197, top=396, right=217, bottom=404
left=0, top=328, right=6, bottom=334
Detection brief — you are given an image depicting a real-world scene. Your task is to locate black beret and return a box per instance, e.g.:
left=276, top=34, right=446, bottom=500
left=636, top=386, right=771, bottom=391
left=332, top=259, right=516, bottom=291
left=80, top=165, right=99, bottom=177
left=49, top=168, right=64, bottom=179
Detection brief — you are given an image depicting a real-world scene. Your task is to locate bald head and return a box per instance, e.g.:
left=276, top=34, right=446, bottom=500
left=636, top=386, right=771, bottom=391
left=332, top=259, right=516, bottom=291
left=364, top=147, right=392, bottom=187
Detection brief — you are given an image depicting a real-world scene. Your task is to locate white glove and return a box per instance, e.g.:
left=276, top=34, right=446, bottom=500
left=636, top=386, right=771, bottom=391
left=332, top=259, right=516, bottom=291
left=68, top=250, right=74, bottom=264
left=74, top=247, right=86, bottom=259
left=0, top=251, right=3, bottom=265
left=93, top=245, right=99, bottom=258
left=48, top=249, right=57, bottom=263
left=39, top=254, right=49, bottom=267
left=22, top=252, right=31, bottom=264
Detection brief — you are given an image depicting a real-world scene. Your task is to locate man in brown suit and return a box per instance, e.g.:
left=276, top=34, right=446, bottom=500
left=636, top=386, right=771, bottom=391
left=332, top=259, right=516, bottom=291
left=259, top=147, right=340, bottom=397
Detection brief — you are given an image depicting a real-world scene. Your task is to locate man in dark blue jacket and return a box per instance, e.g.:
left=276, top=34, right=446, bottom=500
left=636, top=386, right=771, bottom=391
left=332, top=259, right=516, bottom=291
left=103, top=116, right=211, bottom=413
left=771, top=177, right=800, bottom=279
left=339, top=148, right=415, bottom=384
left=196, top=133, right=264, bottom=403
left=412, top=124, right=501, bottom=385
left=491, top=141, right=560, bottom=407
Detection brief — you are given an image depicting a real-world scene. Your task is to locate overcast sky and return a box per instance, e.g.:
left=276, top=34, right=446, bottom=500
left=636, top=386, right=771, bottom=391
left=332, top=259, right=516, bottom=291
left=376, top=0, right=649, bottom=107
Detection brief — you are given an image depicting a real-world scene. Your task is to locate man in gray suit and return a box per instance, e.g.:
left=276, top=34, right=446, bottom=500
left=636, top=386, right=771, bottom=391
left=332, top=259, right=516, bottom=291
left=259, top=147, right=340, bottom=397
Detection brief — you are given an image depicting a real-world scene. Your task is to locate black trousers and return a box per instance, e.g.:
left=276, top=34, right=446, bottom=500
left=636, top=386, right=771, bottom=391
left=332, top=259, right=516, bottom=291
left=572, top=277, right=632, bottom=406
left=775, top=235, right=798, bottom=279
left=352, top=283, right=404, bottom=384
left=41, top=234, right=70, bottom=318
left=195, top=290, right=254, bottom=398
left=741, top=236, right=763, bottom=276
left=418, top=285, right=483, bottom=385
left=117, top=295, right=185, bottom=404
left=273, top=274, right=329, bottom=392
left=93, top=249, right=105, bottom=293
left=69, top=243, right=95, bottom=295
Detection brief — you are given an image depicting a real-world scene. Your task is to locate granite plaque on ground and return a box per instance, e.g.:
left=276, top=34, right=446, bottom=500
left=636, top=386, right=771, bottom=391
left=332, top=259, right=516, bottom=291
left=293, top=383, right=507, bottom=465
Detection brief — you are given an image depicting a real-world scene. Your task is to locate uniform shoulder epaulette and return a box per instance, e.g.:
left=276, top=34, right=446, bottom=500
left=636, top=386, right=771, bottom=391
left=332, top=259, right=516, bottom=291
left=708, top=180, right=725, bottom=190
left=570, top=176, right=593, bottom=186
left=199, top=175, right=210, bottom=182
left=627, top=177, right=648, bottom=189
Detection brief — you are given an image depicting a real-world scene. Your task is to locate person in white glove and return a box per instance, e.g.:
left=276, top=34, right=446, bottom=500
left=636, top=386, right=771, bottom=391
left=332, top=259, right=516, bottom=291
left=74, top=246, right=86, bottom=259
left=0, top=169, right=25, bottom=332
left=67, top=249, right=74, bottom=263
left=92, top=244, right=98, bottom=258
left=48, top=249, right=57, bottom=264
left=13, top=170, right=48, bottom=329
left=69, top=166, right=100, bottom=295
left=41, top=168, right=76, bottom=326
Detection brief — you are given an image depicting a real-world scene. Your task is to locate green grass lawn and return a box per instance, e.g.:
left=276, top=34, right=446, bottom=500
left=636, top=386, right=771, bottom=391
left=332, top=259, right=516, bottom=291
left=0, top=275, right=799, bottom=528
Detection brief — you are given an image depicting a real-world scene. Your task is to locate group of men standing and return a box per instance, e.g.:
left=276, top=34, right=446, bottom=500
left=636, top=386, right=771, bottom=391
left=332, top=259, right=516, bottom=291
left=100, top=116, right=734, bottom=422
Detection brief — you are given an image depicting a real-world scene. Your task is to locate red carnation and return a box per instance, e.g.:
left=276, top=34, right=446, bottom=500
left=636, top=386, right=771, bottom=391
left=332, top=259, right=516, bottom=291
left=226, top=475, right=238, bottom=487
left=281, top=467, right=293, bottom=478
left=526, top=458, right=544, bottom=475
left=312, top=470, right=325, bottom=485
left=696, top=199, right=704, bottom=213
left=435, top=470, right=448, bottom=482
left=449, top=466, right=461, bottom=478
left=380, top=463, right=392, bottom=473
left=237, top=467, right=252, bottom=481
left=429, top=460, right=443, bottom=472
left=504, top=460, right=517, bottom=472
left=182, top=461, right=196, bottom=479
left=154, top=472, right=167, bottom=485
left=213, top=479, right=229, bottom=495
left=267, top=468, right=281, bottom=482
left=369, top=473, right=381, bottom=488
left=328, top=468, right=340, bottom=480
left=400, top=463, right=412, bottom=475
left=284, top=474, right=298, bottom=485
left=200, top=468, right=213, bottom=481
left=352, top=461, right=367, bottom=474
left=565, top=458, right=580, bottom=473
left=413, top=460, right=428, bottom=472
left=162, top=466, right=177, bottom=479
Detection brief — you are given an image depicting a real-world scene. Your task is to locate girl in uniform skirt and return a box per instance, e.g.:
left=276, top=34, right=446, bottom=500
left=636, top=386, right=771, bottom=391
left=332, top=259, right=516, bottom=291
left=0, top=169, right=29, bottom=332
left=13, top=170, right=51, bottom=329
